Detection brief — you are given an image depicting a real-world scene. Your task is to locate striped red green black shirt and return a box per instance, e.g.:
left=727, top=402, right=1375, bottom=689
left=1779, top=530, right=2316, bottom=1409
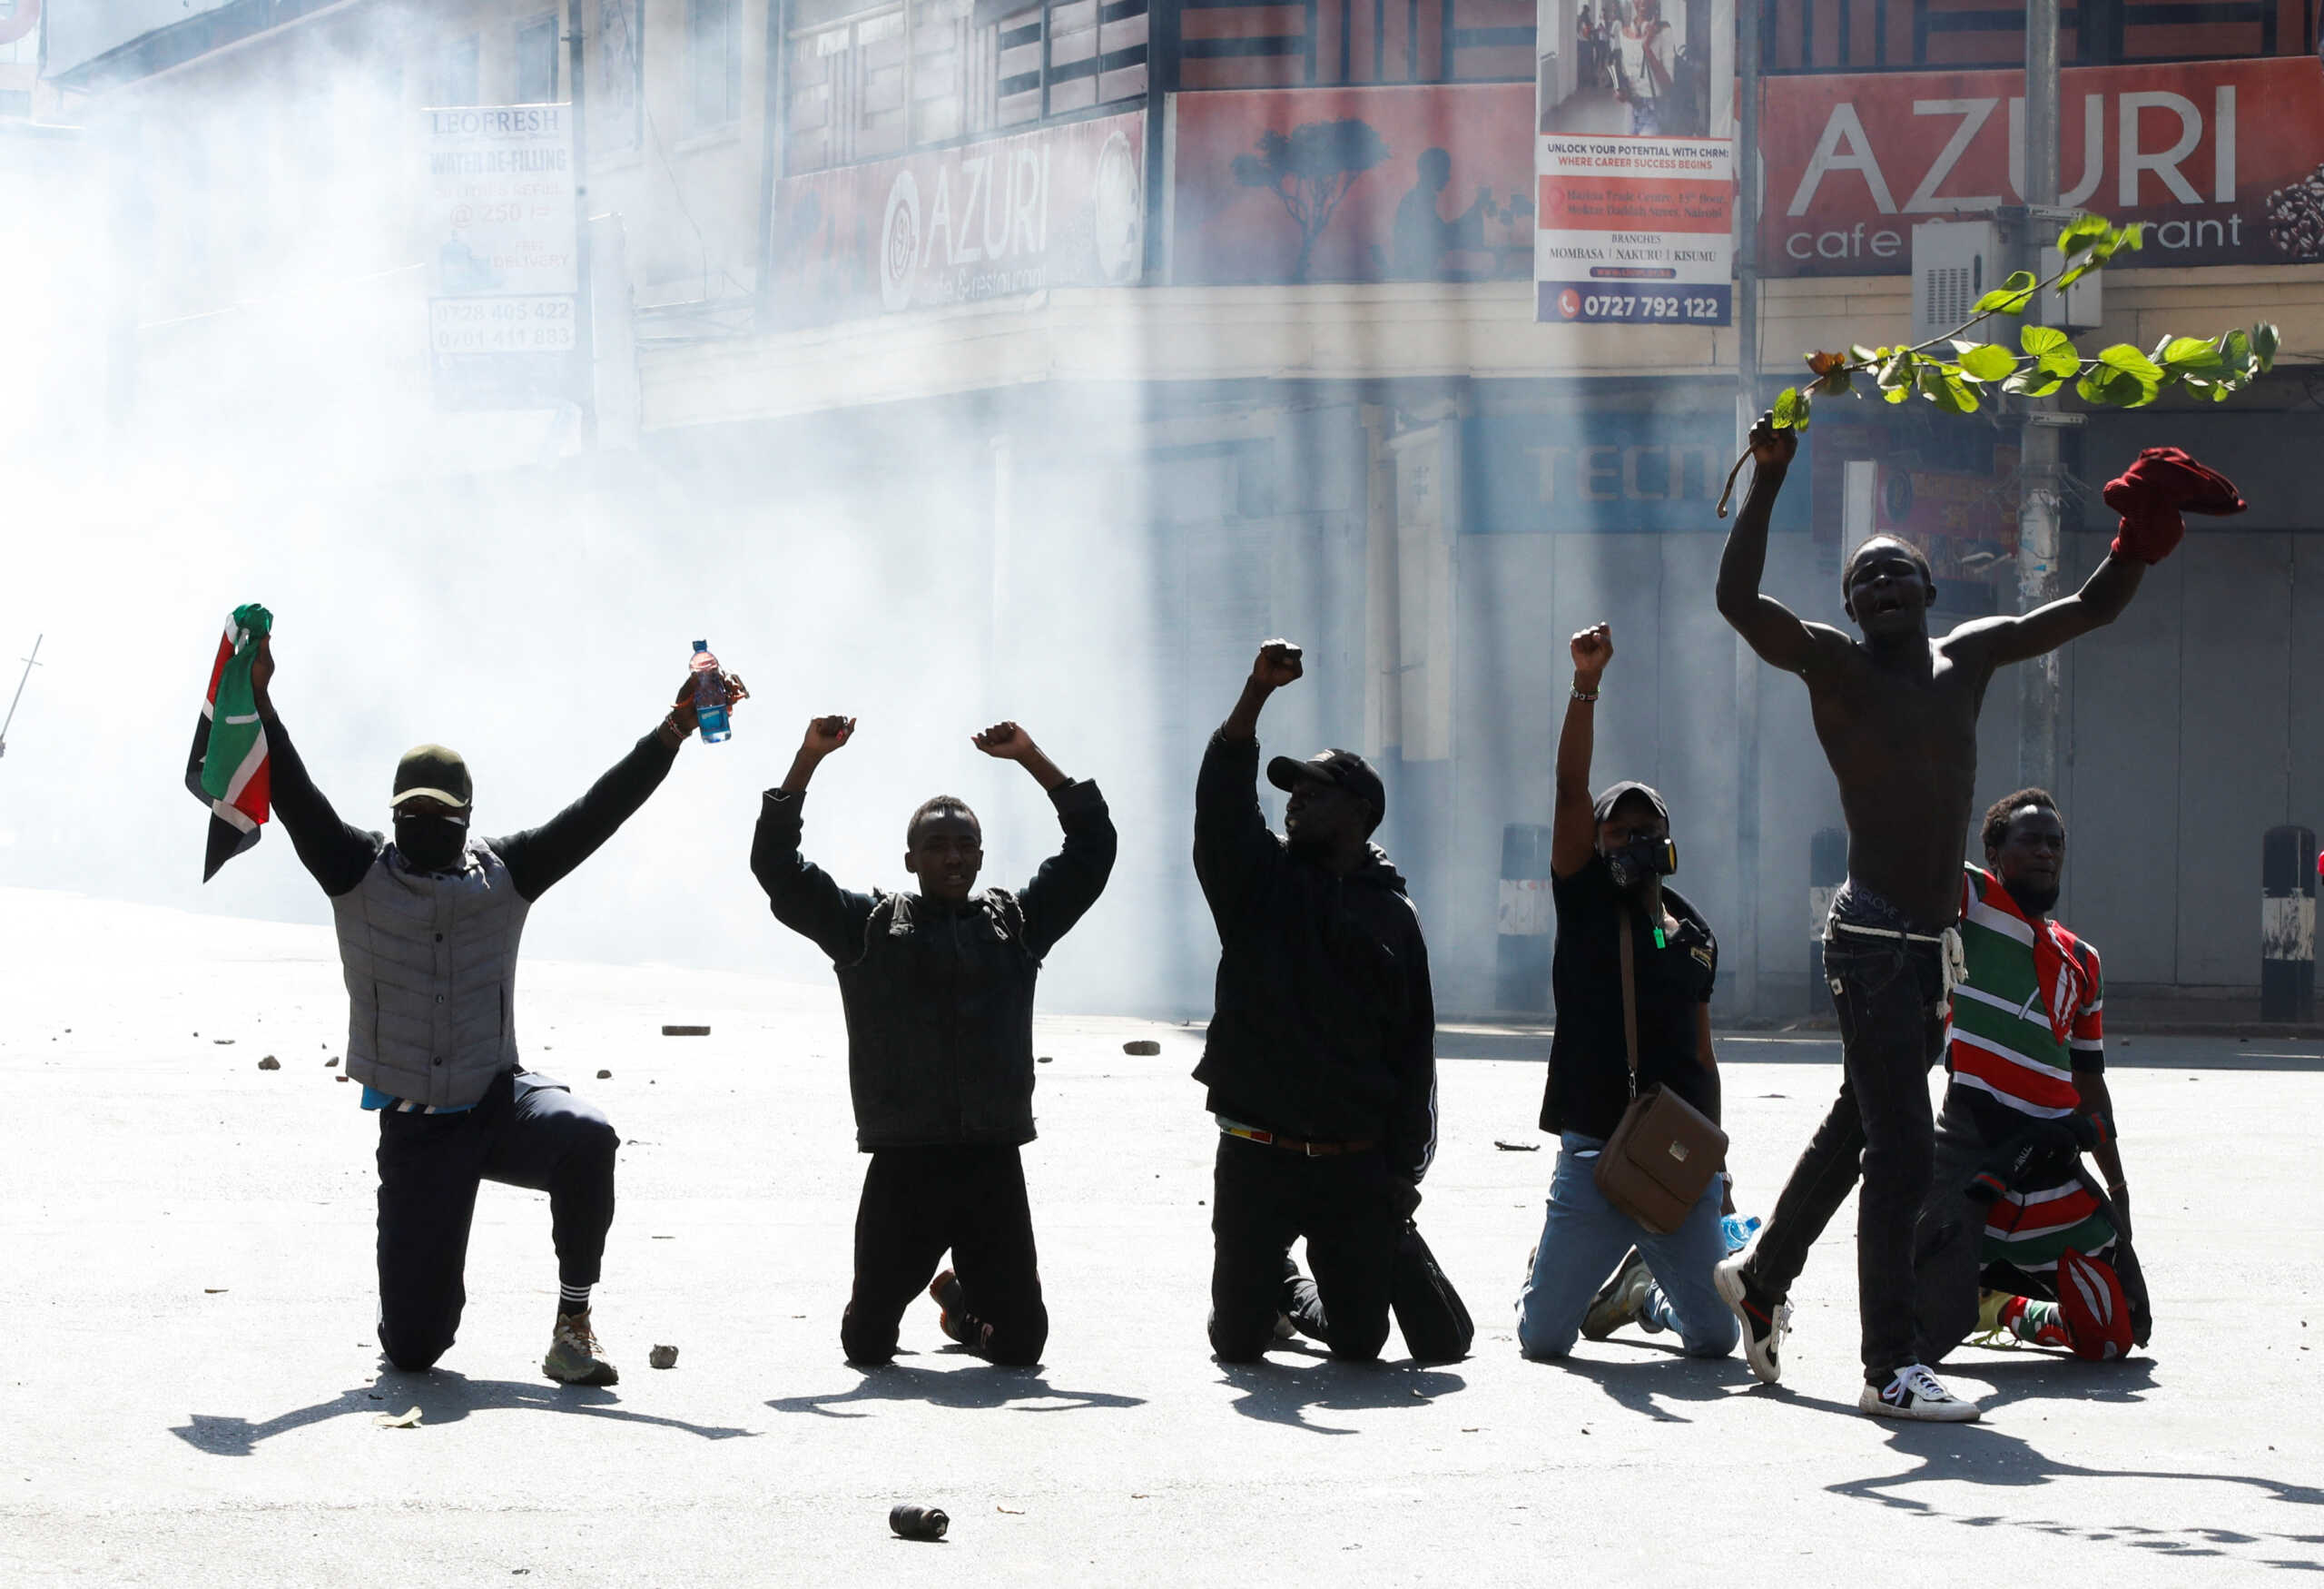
left=1946, top=864, right=2103, bottom=1120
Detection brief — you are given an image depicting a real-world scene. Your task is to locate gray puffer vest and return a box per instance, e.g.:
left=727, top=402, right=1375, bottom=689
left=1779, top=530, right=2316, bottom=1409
left=332, top=839, right=530, bottom=1109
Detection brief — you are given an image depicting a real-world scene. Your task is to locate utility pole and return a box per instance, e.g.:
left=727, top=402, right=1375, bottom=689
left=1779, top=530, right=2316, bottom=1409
left=566, top=0, right=599, bottom=449
left=2016, top=0, right=2063, bottom=790
left=1732, top=0, right=1763, bottom=1014
left=0, top=635, right=43, bottom=760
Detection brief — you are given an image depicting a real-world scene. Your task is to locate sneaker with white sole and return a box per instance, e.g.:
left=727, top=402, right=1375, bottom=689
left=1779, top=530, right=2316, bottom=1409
left=1714, top=1249, right=1791, bottom=1385
left=543, top=1312, right=619, bottom=1387
left=1581, top=1248, right=1652, bottom=1340
left=1859, top=1363, right=1980, bottom=1422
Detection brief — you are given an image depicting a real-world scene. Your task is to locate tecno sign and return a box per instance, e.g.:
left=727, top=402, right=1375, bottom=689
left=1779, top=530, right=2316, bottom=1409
left=1763, top=56, right=2324, bottom=275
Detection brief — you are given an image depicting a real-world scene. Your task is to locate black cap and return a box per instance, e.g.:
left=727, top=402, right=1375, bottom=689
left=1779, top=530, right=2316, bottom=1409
left=1268, top=748, right=1386, bottom=821
left=1591, top=780, right=1668, bottom=826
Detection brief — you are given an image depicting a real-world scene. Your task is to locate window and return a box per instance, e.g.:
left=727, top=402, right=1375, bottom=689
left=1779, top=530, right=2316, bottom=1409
left=431, top=34, right=481, bottom=105
left=517, top=14, right=560, bottom=103
left=687, top=0, right=742, bottom=129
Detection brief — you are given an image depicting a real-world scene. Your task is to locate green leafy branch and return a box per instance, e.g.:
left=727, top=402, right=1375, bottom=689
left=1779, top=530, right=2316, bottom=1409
left=1717, top=214, right=2282, bottom=516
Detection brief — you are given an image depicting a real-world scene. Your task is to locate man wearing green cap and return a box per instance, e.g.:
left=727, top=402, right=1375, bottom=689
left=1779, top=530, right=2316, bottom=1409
left=246, top=635, right=743, bottom=1386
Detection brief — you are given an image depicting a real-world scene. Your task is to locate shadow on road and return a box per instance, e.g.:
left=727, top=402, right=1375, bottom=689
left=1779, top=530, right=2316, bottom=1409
left=172, top=1367, right=760, bottom=1456
left=1216, top=1358, right=1467, bottom=1436
left=1549, top=1347, right=1760, bottom=1423
left=767, top=1360, right=1147, bottom=1418
left=1815, top=1397, right=2324, bottom=1572
left=1964, top=1352, right=2160, bottom=1412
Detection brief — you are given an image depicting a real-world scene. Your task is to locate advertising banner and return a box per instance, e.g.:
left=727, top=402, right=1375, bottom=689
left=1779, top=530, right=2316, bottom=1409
left=1533, top=0, right=1734, bottom=323
left=1465, top=410, right=1807, bottom=534
left=1763, top=54, right=2324, bottom=276
left=768, top=111, right=1145, bottom=328
left=1167, top=85, right=1536, bottom=285
left=423, top=104, right=578, bottom=410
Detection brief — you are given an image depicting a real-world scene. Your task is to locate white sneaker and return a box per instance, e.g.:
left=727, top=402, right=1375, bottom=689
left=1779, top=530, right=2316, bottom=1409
left=1859, top=1363, right=1980, bottom=1422
left=1714, top=1248, right=1790, bottom=1385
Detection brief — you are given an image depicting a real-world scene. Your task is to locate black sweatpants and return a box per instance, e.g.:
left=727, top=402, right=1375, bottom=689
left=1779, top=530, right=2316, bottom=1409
left=841, top=1144, right=1048, bottom=1367
left=1210, top=1133, right=1403, bottom=1364
left=375, top=1069, right=618, bottom=1372
left=1287, top=1221, right=1475, bottom=1363
left=1743, top=931, right=1947, bottom=1381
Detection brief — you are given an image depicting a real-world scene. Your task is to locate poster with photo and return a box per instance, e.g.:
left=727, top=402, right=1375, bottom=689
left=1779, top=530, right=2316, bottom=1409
left=1533, top=0, right=1734, bottom=325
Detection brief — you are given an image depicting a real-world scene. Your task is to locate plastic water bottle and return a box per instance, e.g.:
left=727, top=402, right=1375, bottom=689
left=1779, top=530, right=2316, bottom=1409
left=1720, top=1212, right=1762, bottom=1255
left=689, top=640, right=731, bottom=744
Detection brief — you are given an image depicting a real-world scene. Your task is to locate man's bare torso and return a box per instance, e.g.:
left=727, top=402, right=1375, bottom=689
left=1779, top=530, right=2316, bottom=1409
left=1802, top=629, right=1994, bottom=932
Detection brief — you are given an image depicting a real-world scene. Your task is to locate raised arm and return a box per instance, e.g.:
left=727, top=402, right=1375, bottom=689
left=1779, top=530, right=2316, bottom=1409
left=489, top=667, right=742, bottom=901
left=974, top=722, right=1118, bottom=957
left=1194, top=641, right=1303, bottom=909
left=1551, top=624, right=1611, bottom=878
left=248, top=637, right=380, bottom=897
left=1948, top=550, right=2145, bottom=668
left=750, top=715, right=879, bottom=962
left=1716, top=415, right=1833, bottom=674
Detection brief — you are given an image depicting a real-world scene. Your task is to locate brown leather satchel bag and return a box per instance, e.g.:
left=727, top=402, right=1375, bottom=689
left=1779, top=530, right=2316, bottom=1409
left=1592, top=901, right=1728, bottom=1234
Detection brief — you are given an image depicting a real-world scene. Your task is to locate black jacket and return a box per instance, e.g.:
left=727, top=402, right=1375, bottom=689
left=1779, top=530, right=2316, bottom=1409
left=751, top=781, right=1117, bottom=1150
left=1191, top=732, right=1437, bottom=1183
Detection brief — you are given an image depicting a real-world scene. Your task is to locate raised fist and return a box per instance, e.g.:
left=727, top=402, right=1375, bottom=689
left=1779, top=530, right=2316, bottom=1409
left=1570, top=623, right=1612, bottom=681
left=799, top=715, right=856, bottom=756
left=972, top=721, right=1039, bottom=762
left=1250, top=640, right=1305, bottom=690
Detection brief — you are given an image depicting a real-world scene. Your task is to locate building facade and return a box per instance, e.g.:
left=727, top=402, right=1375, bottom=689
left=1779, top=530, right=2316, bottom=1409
left=38, top=0, right=2324, bottom=1016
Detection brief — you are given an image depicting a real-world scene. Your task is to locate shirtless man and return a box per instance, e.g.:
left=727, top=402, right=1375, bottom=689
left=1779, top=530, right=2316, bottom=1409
left=1711, top=414, right=2157, bottom=1421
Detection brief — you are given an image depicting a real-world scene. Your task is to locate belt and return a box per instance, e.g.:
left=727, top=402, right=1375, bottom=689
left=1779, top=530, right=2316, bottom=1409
left=1217, top=1120, right=1378, bottom=1157
left=1827, top=920, right=1968, bottom=1009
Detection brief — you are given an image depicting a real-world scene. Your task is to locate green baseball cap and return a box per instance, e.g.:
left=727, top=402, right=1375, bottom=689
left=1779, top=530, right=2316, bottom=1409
left=390, top=745, right=473, bottom=811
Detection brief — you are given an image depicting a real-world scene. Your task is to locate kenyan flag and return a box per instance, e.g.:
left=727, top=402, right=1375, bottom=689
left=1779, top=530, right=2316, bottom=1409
left=185, top=604, right=273, bottom=881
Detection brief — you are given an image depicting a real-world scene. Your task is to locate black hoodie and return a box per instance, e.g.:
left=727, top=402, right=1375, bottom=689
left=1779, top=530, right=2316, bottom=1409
left=1191, top=731, right=1438, bottom=1183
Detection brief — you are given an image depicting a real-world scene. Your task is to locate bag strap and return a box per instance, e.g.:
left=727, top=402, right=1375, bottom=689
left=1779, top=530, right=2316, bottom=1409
left=1616, top=900, right=1641, bottom=1100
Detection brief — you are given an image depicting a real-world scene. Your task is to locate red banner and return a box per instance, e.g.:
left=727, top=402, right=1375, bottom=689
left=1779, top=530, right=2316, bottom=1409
left=1170, top=84, right=1536, bottom=285
left=1763, top=55, right=2324, bottom=276
left=768, top=112, right=1146, bottom=328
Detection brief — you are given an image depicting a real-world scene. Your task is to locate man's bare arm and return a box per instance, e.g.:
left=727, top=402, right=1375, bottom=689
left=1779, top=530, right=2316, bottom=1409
left=1550, top=624, right=1610, bottom=878
left=1715, top=416, right=1836, bottom=674
left=1949, top=551, right=2146, bottom=666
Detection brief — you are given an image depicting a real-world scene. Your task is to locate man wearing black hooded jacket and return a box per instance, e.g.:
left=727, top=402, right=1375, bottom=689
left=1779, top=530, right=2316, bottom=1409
left=1196, top=639, right=1438, bottom=1364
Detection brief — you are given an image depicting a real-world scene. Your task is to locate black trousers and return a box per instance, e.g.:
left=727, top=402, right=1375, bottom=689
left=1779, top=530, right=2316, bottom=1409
left=375, top=1069, right=618, bottom=1372
left=1288, top=1221, right=1475, bottom=1363
left=1744, top=933, right=1947, bottom=1380
left=841, top=1144, right=1048, bottom=1367
left=1210, top=1133, right=1403, bottom=1364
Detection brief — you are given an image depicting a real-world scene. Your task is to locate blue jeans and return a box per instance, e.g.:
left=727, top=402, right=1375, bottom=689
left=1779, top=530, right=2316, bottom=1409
left=1515, top=1133, right=1738, bottom=1360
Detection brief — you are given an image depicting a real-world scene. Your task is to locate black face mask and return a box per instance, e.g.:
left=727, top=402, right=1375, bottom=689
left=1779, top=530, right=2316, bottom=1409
left=394, top=814, right=470, bottom=873
left=1602, top=834, right=1678, bottom=893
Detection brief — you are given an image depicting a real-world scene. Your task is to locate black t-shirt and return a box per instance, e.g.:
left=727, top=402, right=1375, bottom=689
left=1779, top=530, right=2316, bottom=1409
left=1540, top=857, right=1718, bottom=1140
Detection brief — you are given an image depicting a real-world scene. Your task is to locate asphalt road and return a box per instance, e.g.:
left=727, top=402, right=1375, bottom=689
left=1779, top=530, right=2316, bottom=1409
left=3, top=889, right=2319, bottom=1586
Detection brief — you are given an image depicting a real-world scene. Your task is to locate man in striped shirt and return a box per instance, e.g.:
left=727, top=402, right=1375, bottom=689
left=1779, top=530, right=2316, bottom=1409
left=1913, top=789, right=2150, bottom=1366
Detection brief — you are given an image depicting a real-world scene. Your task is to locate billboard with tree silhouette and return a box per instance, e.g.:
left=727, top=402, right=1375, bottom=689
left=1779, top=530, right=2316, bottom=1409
left=1169, top=85, right=1536, bottom=285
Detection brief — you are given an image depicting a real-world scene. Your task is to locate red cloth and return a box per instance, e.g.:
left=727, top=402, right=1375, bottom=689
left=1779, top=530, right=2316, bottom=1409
left=2103, top=446, right=2245, bottom=563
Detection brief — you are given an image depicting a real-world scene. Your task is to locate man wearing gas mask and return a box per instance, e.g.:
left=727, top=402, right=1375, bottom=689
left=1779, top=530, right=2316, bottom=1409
left=1515, top=623, right=1736, bottom=1362
left=247, top=633, right=743, bottom=1386
left=1909, top=789, right=2149, bottom=1367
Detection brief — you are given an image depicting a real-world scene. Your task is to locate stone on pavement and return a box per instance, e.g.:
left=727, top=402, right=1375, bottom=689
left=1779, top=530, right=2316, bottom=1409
left=1, top=887, right=2319, bottom=1587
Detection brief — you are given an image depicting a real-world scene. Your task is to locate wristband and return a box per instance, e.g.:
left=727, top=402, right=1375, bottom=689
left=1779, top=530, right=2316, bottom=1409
left=1571, top=687, right=1600, bottom=704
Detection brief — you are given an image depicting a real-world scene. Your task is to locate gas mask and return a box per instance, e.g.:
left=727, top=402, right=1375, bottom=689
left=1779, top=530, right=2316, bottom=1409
left=394, top=813, right=470, bottom=874
left=1602, top=834, right=1678, bottom=893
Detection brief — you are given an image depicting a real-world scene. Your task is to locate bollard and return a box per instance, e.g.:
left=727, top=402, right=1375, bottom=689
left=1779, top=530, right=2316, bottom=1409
left=1495, top=823, right=1555, bottom=1013
left=2261, top=825, right=2316, bottom=1022
left=1807, top=826, right=1846, bottom=1013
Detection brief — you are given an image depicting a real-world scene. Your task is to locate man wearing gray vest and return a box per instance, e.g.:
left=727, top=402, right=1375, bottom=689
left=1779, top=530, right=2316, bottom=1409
left=248, top=635, right=738, bottom=1386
